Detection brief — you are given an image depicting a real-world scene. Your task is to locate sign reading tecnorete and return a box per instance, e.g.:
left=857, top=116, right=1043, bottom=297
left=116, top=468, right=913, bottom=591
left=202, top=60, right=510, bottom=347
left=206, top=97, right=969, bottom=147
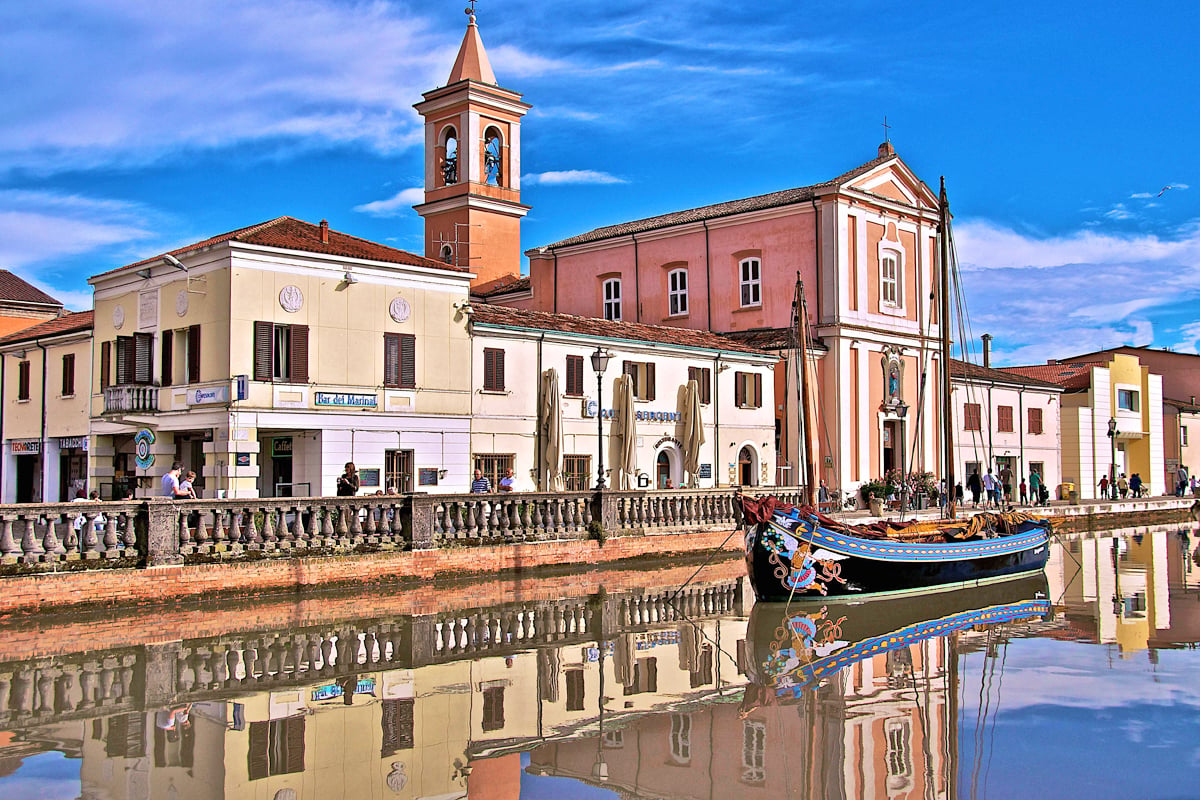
left=314, top=392, right=378, bottom=407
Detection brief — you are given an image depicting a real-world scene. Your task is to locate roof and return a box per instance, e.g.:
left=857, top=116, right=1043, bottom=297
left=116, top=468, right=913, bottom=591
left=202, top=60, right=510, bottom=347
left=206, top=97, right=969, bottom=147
left=1000, top=361, right=1099, bottom=391
left=0, top=270, right=62, bottom=307
left=471, top=273, right=530, bottom=298
left=722, top=327, right=829, bottom=352
left=447, top=16, right=496, bottom=85
left=951, top=359, right=1062, bottom=390
left=534, top=150, right=903, bottom=251
left=1165, top=397, right=1200, bottom=413
left=1058, top=345, right=1200, bottom=365
left=471, top=303, right=774, bottom=357
left=92, top=217, right=463, bottom=281
left=0, top=310, right=93, bottom=347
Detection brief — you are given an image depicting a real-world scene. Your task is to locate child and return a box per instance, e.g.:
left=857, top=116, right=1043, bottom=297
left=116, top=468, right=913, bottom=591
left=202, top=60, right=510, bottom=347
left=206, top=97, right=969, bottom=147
left=1019, top=478, right=1028, bottom=505
left=180, top=470, right=199, bottom=499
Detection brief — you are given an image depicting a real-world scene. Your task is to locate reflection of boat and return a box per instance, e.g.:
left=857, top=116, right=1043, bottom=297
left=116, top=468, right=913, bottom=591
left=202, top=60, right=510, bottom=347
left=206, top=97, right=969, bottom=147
left=746, top=572, right=1050, bottom=699
left=740, top=499, right=1051, bottom=600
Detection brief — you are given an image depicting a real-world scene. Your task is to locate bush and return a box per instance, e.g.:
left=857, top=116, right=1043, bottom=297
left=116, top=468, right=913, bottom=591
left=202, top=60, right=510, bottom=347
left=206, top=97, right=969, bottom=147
left=588, top=520, right=607, bottom=546
left=860, top=479, right=892, bottom=502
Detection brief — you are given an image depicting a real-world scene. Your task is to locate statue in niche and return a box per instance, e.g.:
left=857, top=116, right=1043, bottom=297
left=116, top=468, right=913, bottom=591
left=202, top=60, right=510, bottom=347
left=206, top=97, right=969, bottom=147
left=880, top=348, right=905, bottom=409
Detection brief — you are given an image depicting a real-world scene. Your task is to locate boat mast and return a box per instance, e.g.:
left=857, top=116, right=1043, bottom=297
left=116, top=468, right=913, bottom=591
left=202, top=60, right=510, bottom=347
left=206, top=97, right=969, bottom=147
left=939, top=178, right=956, bottom=519
left=794, top=274, right=819, bottom=506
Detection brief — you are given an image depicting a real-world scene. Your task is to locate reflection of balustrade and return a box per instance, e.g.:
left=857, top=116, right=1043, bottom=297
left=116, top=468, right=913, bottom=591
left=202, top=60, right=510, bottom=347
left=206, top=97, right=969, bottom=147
left=0, top=652, right=143, bottom=730
left=102, top=384, right=159, bottom=414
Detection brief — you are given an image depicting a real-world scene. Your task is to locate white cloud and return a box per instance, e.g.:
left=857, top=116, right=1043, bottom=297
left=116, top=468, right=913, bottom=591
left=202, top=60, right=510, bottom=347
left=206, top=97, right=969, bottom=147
left=955, top=218, right=1200, bottom=270
left=353, top=188, right=425, bottom=218
left=523, top=170, right=626, bottom=186
left=0, top=190, right=154, bottom=268
left=1177, top=322, right=1200, bottom=355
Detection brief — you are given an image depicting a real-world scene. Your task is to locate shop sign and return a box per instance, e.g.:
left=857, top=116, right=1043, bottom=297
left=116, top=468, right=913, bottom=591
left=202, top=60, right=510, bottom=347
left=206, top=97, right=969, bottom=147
left=10, top=440, right=40, bottom=455
left=57, top=436, right=89, bottom=451
left=311, top=677, right=376, bottom=702
left=583, top=401, right=680, bottom=423
left=359, top=468, right=380, bottom=487
left=654, top=436, right=683, bottom=449
left=315, top=392, right=378, bottom=408
left=272, top=438, right=293, bottom=457
left=188, top=385, right=229, bottom=405
left=134, top=429, right=156, bottom=469
left=418, top=468, right=439, bottom=486
left=699, top=463, right=712, bottom=478
left=235, top=453, right=251, bottom=467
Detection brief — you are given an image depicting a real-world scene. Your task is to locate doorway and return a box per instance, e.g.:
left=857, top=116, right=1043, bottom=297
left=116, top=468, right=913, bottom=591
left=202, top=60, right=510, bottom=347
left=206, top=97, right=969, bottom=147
left=882, top=420, right=903, bottom=474
left=738, top=446, right=757, bottom=487
left=16, top=455, right=39, bottom=503
left=271, top=437, right=294, bottom=497
left=386, top=450, right=414, bottom=493
left=656, top=451, right=672, bottom=489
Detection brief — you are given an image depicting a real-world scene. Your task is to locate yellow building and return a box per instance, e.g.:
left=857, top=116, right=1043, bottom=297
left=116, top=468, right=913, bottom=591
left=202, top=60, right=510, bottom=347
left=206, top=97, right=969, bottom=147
left=0, top=311, right=93, bottom=502
left=87, top=217, right=475, bottom=499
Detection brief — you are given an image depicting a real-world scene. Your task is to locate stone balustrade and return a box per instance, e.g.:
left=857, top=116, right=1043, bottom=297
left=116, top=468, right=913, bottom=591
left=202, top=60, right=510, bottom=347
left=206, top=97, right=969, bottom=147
left=0, top=487, right=802, bottom=574
left=102, top=384, right=159, bottom=414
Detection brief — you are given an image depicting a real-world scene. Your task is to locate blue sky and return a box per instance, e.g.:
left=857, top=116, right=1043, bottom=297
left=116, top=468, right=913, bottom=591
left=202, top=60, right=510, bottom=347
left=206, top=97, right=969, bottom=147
left=1, top=0, right=1197, bottom=365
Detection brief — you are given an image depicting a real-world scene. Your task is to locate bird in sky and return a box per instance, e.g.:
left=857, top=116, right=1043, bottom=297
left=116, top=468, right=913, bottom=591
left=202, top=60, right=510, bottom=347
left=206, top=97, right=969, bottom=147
left=1157, top=185, right=1174, bottom=197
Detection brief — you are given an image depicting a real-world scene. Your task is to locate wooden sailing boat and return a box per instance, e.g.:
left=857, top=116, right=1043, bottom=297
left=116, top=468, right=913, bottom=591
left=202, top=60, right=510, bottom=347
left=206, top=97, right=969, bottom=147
left=739, top=179, right=1052, bottom=600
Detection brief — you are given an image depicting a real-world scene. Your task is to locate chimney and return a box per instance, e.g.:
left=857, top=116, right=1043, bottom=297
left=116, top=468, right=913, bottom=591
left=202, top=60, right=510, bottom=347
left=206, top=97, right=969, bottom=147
left=319, top=219, right=329, bottom=244
left=878, top=141, right=895, bottom=158
left=1046, top=359, right=1058, bottom=365
left=981, top=333, right=993, bottom=369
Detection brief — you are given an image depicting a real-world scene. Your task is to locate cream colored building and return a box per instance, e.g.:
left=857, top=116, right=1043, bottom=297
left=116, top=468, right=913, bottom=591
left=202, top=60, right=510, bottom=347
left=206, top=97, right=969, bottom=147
left=0, top=311, right=93, bottom=502
left=469, top=304, right=779, bottom=490
left=87, top=217, right=475, bottom=499
left=1164, top=398, right=1199, bottom=493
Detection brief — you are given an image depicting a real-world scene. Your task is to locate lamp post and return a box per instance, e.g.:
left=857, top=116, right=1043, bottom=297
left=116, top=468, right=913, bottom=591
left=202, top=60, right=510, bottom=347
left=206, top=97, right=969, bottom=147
left=591, top=348, right=612, bottom=490
left=1107, top=417, right=1117, bottom=500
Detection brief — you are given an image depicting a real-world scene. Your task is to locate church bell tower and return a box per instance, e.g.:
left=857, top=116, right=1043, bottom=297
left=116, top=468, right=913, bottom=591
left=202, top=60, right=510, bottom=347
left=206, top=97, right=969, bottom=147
left=413, top=6, right=531, bottom=286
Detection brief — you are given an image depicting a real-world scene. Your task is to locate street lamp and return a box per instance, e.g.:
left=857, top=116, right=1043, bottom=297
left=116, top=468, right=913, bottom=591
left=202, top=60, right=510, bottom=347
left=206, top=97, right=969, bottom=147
left=1107, top=417, right=1117, bottom=500
left=591, top=348, right=612, bottom=490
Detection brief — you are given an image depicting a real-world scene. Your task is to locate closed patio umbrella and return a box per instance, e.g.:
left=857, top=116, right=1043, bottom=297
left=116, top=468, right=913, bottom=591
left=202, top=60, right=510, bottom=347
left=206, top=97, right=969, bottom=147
left=681, top=379, right=705, bottom=488
left=540, top=368, right=565, bottom=491
left=616, top=374, right=638, bottom=490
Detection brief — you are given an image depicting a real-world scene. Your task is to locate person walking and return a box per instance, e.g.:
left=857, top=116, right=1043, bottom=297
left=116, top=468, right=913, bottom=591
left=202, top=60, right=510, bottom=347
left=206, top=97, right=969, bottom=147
left=336, top=462, right=360, bottom=497
left=1099, top=474, right=1109, bottom=500
left=1019, top=477, right=1028, bottom=506
left=1030, top=469, right=1043, bottom=506
left=1130, top=473, right=1143, bottom=498
left=1177, top=466, right=1189, bottom=497
left=499, top=468, right=516, bottom=492
left=967, top=469, right=983, bottom=508
left=1117, top=473, right=1129, bottom=499
left=999, top=464, right=1014, bottom=505
left=470, top=469, right=491, bottom=493
left=982, top=469, right=998, bottom=508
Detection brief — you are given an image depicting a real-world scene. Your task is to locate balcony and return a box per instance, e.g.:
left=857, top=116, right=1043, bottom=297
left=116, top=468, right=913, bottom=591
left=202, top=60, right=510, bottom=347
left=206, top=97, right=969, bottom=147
left=103, top=384, right=159, bottom=414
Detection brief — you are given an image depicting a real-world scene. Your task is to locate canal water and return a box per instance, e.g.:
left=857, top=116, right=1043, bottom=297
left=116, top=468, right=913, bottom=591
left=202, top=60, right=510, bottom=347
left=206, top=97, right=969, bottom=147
left=1, top=519, right=1198, bottom=799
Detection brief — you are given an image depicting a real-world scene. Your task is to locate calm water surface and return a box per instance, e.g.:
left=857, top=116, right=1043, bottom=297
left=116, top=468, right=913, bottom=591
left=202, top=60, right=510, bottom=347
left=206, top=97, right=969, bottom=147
left=2, top=519, right=1199, bottom=799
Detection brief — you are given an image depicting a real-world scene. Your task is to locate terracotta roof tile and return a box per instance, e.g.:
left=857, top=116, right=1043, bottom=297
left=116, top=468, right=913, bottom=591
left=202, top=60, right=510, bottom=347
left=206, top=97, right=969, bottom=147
left=0, top=310, right=93, bottom=346
left=472, top=273, right=530, bottom=298
left=1000, top=362, right=1098, bottom=391
left=472, top=303, right=773, bottom=357
left=535, top=152, right=898, bottom=251
left=951, top=359, right=1063, bottom=390
left=722, top=327, right=828, bottom=352
left=0, top=270, right=62, bottom=307
left=93, top=217, right=462, bottom=280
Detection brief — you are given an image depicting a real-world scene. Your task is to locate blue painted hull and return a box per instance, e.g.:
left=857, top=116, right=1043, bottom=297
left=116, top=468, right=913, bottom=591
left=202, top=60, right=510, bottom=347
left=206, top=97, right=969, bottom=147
left=745, top=505, right=1051, bottom=601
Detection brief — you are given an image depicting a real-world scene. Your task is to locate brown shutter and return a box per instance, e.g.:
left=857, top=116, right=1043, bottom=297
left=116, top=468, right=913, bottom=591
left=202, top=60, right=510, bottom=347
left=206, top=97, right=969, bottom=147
left=18, top=361, right=29, bottom=400
left=187, top=325, right=201, bottom=383
left=284, top=716, right=306, bottom=772
left=289, top=325, right=309, bottom=383
left=495, top=348, right=505, bottom=390
left=383, top=333, right=400, bottom=387
left=483, top=348, right=504, bottom=391
left=399, top=333, right=416, bottom=388
left=62, top=353, right=75, bottom=396
left=134, top=333, right=153, bottom=385
left=116, top=336, right=133, bottom=385
left=100, top=341, right=111, bottom=389
left=483, top=349, right=494, bottom=390
left=754, top=373, right=762, bottom=408
left=702, top=368, right=711, bottom=404
left=735, top=373, right=744, bottom=407
left=253, top=321, right=273, bottom=381
left=645, top=362, right=655, bottom=401
left=161, top=329, right=173, bottom=387
left=247, top=722, right=268, bottom=780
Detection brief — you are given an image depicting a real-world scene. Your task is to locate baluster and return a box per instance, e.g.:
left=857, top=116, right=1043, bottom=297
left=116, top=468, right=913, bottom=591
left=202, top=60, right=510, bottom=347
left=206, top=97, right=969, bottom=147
left=177, top=509, right=192, bottom=554
left=0, top=517, right=18, bottom=560
left=293, top=504, right=310, bottom=548
left=520, top=500, right=533, bottom=535
left=508, top=501, right=522, bottom=539
left=320, top=505, right=336, bottom=547
left=261, top=506, right=277, bottom=548
left=462, top=501, right=477, bottom=538
left=348, top=504, right=363, bottom=541
left=244, top=508, right=261, bottom=549
left=446, top=502, right=461, bottom=540
left=41, top=516, right=65, bottom=559
left=193, top=507, right=210, bottom=550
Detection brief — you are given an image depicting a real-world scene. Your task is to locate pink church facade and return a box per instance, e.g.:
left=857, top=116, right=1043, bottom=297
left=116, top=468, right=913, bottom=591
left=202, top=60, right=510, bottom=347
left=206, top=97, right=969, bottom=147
left=483, top=145, right=947, bottom=495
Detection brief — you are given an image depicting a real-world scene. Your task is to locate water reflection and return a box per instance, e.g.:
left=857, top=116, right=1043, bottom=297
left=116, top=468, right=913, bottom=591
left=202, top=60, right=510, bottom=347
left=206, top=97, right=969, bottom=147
left=0, top=518, right=1198, bottom=799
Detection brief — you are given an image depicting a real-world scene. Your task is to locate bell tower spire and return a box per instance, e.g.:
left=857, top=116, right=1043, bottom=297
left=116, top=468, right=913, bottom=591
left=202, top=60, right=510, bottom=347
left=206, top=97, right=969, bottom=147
left=413, top=5, right=530, bottom=287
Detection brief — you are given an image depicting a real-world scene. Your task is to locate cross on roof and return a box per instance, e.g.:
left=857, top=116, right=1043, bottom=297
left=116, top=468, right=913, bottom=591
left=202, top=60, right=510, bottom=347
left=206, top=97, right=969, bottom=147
left=465, top=1, right=478, bottom=17
left=882, top=116, right=891, bottom=143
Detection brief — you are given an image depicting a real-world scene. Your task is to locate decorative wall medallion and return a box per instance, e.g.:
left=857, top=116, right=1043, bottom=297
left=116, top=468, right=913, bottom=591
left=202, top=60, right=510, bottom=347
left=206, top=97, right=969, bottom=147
left=389, top=296, right=411, bottom=323
left=386, top=762, right=409, bottom=793
left=279, top=285, right=304, bottom=313
left=134, top=429, right=156, bottom=470
left=176, top=290, right=189, bottom=317
left=112, top=305, right=125, bottom=330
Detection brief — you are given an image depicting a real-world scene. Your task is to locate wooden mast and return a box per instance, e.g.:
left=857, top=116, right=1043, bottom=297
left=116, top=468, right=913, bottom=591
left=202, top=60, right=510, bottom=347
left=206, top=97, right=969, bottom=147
left=795, top=273, right=819, bottom=506
left=939, top=178, right=956, bottom=519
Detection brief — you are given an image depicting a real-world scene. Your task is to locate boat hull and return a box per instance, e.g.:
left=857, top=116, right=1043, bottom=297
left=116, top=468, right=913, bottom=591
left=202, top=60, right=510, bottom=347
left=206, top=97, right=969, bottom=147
left=744, top=507, right=1050, bottom=601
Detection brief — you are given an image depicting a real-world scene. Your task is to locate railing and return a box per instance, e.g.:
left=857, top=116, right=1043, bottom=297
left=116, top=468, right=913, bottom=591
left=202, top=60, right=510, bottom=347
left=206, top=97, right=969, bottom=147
left=103, top=384, right=159, bottom=414
left=0, top=486, right=803, bottom=574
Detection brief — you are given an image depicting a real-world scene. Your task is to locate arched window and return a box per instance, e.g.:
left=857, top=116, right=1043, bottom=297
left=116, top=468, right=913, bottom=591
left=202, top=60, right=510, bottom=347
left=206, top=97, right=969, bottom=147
left=483, top=127, right=503, bottom=186
left=739, top=258, right=761, bottom=307
left=668, top=268, right=688, bottom=316
left=441, top=126, right=458, bottom=186
left=603, top=278, right=622, bottom=321
left=440, top=244, right=454, bottom=265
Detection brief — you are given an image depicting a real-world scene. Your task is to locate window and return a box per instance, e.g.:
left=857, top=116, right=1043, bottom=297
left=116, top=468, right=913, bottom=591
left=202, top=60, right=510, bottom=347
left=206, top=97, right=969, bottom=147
left=100, top=341, right=111, bottom=389
left=247, top=717, right=305, bottom=780
left=668, top=268, right=688, bottom=316
left=622, top=361, right=656, bottom=401
left=884, top=718, right=912, bottom=785
left=741, top=720, right=766, bottom=784
left=735, top=371, right=762, bottom=409
left=1118, top=389, right=1140, bottom=412
left=565, top=669, right=585, bottom=711
left=441, top=126, right=458, bottom=185
left=482, top=686, right=505, bottom=731
left=603, top=278, right=622, bottom=321
left=1182, top=426, right=1189, bottom=447
left=602, top=730, right=624, bottom=748
left=564, top=455, right=591, bottom=491
left=384, top=333, right=416, bottom=388
left=997, top=405, right=1013, bottom=432
left=881, top=252, right=900, bottom=306
left=116, top=333, right=154, bottom=385
left=61, top=353, right=75, bottom=397
left=964, top=402, right=982, bottom=431
left=385, top=449, right=414, bottom=493
left=670, top=714, right=692, bottom=764
left=688, top=366, right=711, bottom=405
left=483, top=127, right=502, bottom=186
left=17, top=360, right=30, bottom=400
left=253, top=321, right=308, bottom=383
left=565, top=355, right=585, bottom=396
left=739, top=258, right=761, bottom=307
left=187, top=325, right=201, bottom=383
left=622, top=657, right=658, bottom=695
left=165, top=325, right=202, bottom=386
left=161, top=329, right=173, bottom=386
left=483, top=347, right=506, bottom=391
left=474, top=454, right=514, bottom=490
left=1028, top=407, right=1044, bottom=435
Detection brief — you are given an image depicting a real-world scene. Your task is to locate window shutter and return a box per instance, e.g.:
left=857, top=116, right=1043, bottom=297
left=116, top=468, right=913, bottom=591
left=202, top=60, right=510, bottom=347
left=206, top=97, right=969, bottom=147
left=754, top=373, right=762, bottom=408
left=735, top=373, right=744, bottom=407
left=566, top=355, right=583, bottom=396
left=187, top=325, right=201, bottom=383
left=18, top=361, right=29, bottom=400
left=284, top=716, right=306, bottom=772
left=133, top=333, right=153, bottom=385
left=289, top=325, right=309, bottom=383
left=399, top=334, right=416, bottom=388
left=253, top=321, right=273, bottom=381
left=483, top=349, right=495, bottom=390
left=383, top=333, right=400, bottom=387
left=646, top=362, right=656, bottom=401
left=116, top=336, right=133, bottom=385
left=62, top=353, right=75, bottom=396
left=247, top=722, right=268, bottom=780
left=702, top=368, right=711, bottom=404
left=495, top=348, right=505, bottom=390
left=100, top=340, right=111, bottom=389
left=161, top=329, right=173, bottom=387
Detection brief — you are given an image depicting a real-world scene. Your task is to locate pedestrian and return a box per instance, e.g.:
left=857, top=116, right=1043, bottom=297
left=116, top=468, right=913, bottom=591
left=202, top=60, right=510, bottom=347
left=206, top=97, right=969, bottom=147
left=1019, top=478, right=1028, bottom=505
left=1177, top=466, right=1189, bottom=497
left=1117, top=473, right=1129, bottom=499
left=1030, top=469, right=1043, bottom=505
left=499, top=468, right=516, bottom=492
left=999, top=464, right=1014, bottom=504
left=161, top=461, right=187, bottom=498
left=1130, top=473, right=1143, bottom=498
left=818, top=479, right=830, bottom=510
left=967, top=469, right=982, bottom=508
left=982, top=469, right=998, bottom=508
left=1191, top=475, right=1200, bottom=496
left=955, top=481, right=964, bottom=506
left=180, top=470, right=199, bottom=499
left=1099, top=474, right=1109, bottom=500
left=470, top=468, right=491, bottom=493
left=337, top=462, right=360, bottom=496
left=938, top=479, right=947, bottom=509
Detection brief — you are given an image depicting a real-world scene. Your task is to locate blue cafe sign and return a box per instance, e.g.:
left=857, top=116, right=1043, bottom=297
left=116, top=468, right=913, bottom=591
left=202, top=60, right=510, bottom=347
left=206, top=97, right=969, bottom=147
left=314, top=392, right=378, bottom=408
left=584, top=399, right=680, bottom=422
